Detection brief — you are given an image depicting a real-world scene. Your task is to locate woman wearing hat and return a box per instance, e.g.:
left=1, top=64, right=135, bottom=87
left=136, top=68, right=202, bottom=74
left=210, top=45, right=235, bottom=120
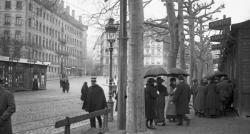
left=155, top=77, right=168, bottom=126
left=145, top=78, right=157, bottom=129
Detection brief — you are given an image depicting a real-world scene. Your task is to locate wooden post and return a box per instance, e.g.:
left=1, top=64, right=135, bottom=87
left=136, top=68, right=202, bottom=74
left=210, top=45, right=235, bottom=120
left=103, top=113, right=109, bottom=132
left=65, top=117, right=70, bottom=134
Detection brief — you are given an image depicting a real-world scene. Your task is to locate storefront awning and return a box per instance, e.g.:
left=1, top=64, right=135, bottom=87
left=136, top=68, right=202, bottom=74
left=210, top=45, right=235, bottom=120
left=0, top=56, right=51, bottom=66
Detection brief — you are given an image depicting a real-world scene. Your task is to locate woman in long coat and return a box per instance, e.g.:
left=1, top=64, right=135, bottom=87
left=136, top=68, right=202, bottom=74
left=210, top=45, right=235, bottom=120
left=145, top=78, right=157, bottom=129
left=205, top=78, right=220, bottom=117
left=194, top=80, right=207, bottom=117
left=155, top=77, right=168, bottom=126
left=166, top=77, right=177, bottom=122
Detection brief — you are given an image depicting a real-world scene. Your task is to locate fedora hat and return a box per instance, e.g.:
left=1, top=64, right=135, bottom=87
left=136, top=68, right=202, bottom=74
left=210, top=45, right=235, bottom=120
left=156, top=77, right=164, bottom=83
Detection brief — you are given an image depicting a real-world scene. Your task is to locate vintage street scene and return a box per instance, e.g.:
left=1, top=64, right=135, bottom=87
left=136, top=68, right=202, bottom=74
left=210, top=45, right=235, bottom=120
left=0, top=0, right=250, bottom=134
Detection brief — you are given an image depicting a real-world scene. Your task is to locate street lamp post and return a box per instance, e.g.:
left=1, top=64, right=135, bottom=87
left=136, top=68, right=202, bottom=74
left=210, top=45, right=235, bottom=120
left=105, top=18, right=118, bottom=122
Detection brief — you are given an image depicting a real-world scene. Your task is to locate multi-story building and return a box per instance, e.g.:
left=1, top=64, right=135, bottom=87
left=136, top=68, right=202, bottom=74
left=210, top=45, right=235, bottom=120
left=0, top=0, right=87, bottom=90
left=93, top=32, right=164, bottom=77
left=93, top=32, right=119, bottom=77
left=144, top=37, right=164, bottom=66
left=0, top=0, right=88, bottom=77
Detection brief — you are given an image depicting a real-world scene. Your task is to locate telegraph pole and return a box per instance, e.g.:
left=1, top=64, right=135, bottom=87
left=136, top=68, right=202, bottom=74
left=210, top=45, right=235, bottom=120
left=118, top=0, right=127, bottom=130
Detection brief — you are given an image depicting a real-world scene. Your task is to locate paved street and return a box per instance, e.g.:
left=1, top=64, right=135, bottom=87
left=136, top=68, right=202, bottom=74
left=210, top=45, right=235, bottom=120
left=12, top=76, right=111, bottom=134
left=11, top=76, right=250, bottom=134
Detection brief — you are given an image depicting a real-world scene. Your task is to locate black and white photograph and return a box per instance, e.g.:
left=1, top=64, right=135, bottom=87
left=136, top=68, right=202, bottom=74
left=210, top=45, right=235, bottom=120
left=0, top=0, right=250, bottom=134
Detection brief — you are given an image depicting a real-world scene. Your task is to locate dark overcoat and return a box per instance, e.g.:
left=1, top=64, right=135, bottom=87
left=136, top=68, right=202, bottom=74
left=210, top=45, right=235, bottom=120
left=145, top=84, right=157, bottom=119
left=81, top=84, right=88, bottom=110
left=85, top=84, right=107, bottom=112
left=205, top=83, right=221, bottom=115
left=217, top=80, right=233, bottom=101
left=194, top=85, right=207, bottom=112
left=0, top=88, right=16, bottom=134
left=172, top=82, right=191, bottom=115
left=155, top=84, right=168, bottom=122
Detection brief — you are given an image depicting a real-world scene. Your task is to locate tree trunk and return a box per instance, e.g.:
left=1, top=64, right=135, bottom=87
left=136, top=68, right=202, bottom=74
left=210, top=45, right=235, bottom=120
left=178, top=0, right=185, bottom=70
left=189, top=16, right=195, bottom=81
left=165, top=1, right=179, bottom=69
left=127, top=0, right=146, bottom=133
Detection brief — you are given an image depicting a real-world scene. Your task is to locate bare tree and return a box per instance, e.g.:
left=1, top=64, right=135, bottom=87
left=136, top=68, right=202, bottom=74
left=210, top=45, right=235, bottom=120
left=127, top=0, right=146, bottom=132
left=183, top=0, right=224, bottom=80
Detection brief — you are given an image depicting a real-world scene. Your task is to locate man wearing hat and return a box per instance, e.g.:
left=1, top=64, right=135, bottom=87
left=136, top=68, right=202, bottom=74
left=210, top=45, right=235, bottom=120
left=0, top=79, right=16, bottom=134
left=172, top=75, right=191, bottom=126
left=155, top=77, right=168, bottom=126
left=85, top=77, right=107, bottom=128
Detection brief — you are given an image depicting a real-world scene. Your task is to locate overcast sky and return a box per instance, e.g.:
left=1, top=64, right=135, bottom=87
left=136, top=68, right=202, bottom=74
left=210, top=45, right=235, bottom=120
left=64, top=0, right=250, bottom=56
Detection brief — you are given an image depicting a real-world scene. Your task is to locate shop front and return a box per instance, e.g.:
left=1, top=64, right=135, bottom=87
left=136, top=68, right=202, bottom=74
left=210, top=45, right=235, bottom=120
left=0, top=56, right=50, bottom=92
left=221, top=20, right=250, bottom=117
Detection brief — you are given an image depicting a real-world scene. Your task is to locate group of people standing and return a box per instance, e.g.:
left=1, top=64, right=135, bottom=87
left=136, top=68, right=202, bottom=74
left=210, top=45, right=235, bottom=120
left=192, top=76, right=234, bottom=118
left=145, top=75, right=191, bottom=129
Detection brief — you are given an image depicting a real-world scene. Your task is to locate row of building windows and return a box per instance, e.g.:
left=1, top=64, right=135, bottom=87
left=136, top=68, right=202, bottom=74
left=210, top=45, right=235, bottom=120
left=4, top=14, right=23, bottom=26
left=4, top=1, right=23, bottom=10
left=32, top=50, right=81, bottom=67
left=2, top=30, right=83, bottom=58
left=145, top=48, right=162, bottom=56
left=29, top=1, right=83, bottom=38
left=27, top=32, right=82, bottom=57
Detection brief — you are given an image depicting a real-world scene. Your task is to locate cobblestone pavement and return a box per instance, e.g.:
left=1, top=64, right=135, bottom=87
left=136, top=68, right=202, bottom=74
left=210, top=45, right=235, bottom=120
left=12, top=76, right=111, bottom=134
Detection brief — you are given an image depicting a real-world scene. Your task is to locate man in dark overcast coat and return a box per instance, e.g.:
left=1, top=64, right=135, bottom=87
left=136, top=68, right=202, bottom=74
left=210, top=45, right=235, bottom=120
left=85, top=77, right=107, bottom=128
left=0, top=79, right=16, bottom=134
left=172, top=75, right=191, bottom=126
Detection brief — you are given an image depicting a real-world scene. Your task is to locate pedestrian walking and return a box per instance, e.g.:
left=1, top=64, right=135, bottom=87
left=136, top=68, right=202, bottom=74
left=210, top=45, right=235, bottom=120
left=166, top=77, right=177, bottom=122
left=145, top=78, right=157, bottom=129
left=81, top=82, right=88, bottom=110
left=191, top=79, right=198, bottom=114
left=85, top=77, right=107, bottom=128
left=194, top=79, right=207, bottom=117
left=205, top=78, right=221, bottom=118
left=172, top=75, right=191, bottom=126
left=0, top=79, right=16, bottom=134
left=155, top=77, right=168, bottom=126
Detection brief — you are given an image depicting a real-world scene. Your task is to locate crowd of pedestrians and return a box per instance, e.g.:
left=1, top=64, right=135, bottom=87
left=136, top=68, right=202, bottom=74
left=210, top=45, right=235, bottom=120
left=145, top=75, right=191, bottom=129
left=193, top=76, right=234, bottom=118
left=78, top=75, right=234, bottom=130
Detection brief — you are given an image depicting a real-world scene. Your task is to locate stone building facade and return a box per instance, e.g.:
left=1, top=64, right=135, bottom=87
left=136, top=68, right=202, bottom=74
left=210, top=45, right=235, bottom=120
left=0, top=0, right=88, bottom=79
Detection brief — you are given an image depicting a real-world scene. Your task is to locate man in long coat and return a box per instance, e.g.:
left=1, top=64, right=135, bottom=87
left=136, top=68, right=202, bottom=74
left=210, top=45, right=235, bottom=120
left=0, top=79, right=16, bottom=134
left=172, top=75, right=191, bottom=126
left=85, top=77, right=107, bottom=128
left=191, top=79, right=198, bottom=113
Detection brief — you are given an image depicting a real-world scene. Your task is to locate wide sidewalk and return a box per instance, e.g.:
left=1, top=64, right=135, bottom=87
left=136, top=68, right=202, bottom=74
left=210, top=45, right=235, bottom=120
left=59, top=110, right=250, bottom=134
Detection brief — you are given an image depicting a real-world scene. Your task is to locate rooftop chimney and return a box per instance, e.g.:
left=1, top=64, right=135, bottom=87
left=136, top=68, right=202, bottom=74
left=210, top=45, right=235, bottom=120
left=61, top=0, right=64, bottom=8
left=72, top=10, right=75, bottom=18
left=79, top=16, right=82, bottom=23
left=66, top=6, right=70, bottom=14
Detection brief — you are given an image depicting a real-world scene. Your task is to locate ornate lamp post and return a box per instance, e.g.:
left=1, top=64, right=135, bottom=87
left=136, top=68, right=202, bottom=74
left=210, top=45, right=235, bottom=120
left=105, top=18, right=118, bottom=121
